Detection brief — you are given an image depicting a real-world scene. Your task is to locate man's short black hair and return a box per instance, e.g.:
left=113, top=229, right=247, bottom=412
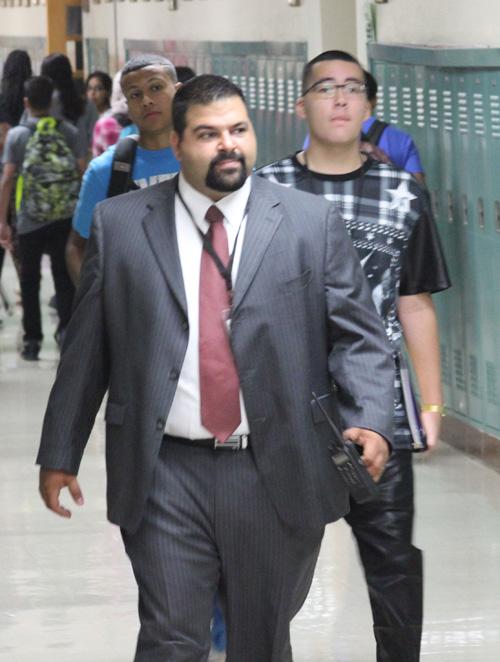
left=172, top=74, right=246, bottom=138
left=364, top=70, right=378, bottom=103
left=302, top=50, right=364, bottom=93
left=24, top=76, right=54, bottom=112
left=120, top=54, right=177, bottom=83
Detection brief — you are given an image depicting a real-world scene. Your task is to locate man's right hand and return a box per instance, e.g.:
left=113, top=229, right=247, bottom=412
left=39, top=468, right=84, bottom=518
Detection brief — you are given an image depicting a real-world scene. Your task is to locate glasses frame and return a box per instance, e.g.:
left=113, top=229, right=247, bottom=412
left=302, top=77, right=367, bottom=98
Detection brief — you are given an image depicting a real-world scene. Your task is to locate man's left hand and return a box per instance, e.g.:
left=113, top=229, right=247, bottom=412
left=343, top=427, right=390, bottom=482
left=420, top=410, right=442, bottom=452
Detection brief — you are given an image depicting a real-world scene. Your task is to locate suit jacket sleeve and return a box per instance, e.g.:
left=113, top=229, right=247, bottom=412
left=36, top=206, right=110, bottom=473
left=324, top=205, right=394, bottom=443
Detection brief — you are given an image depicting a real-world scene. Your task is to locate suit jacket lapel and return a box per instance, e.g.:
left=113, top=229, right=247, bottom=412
left=142, top=178, right=188, bottom=319
left=232, top=176, right=282, bottom=313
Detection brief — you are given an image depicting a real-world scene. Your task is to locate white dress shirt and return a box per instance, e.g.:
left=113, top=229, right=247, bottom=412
left=164, top=172, right=251, bottom=438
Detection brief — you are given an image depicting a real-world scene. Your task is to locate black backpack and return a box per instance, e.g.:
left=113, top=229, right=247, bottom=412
left=361, top=118, right=389, bottom=146
left=107, top=135, right=140, bottom=198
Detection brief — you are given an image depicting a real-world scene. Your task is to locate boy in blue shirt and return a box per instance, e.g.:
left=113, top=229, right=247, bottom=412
left=66, top=54, right=181, bottom=285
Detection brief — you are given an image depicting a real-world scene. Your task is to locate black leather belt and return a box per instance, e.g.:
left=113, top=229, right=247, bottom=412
left=164, top=433, right=250, bottom=450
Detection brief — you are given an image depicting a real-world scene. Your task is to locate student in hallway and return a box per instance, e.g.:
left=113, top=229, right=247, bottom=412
left=0, top=76, right=85, bottom=360
left=65, top=54, right=180, bottom=285
left=259, top=50, right=450, bottom=662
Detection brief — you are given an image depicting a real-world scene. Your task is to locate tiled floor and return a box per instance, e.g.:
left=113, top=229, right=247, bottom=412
left=1, top=256, right=500, bottom=661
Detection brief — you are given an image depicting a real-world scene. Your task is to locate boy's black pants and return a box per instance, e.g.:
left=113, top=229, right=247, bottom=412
left=345, top=450, right=423, bottom=662
left=17, top=219, right=75, bottom=342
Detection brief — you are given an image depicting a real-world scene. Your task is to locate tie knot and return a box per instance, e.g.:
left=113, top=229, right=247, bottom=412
left=205, top=205, right=224, bottom=225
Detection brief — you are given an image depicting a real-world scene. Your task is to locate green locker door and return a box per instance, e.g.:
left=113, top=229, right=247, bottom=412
left=480, top=71, right=500, bottom=431
left=454, top=70, right=484, bottom=424
left=436, top=69, right=469, bottom=416
left=409, top=65, right=429, bottom=168
left=423, top=68, right=455, bottom=408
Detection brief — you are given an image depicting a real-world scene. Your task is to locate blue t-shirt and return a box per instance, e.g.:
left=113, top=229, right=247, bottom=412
left=73, top=143, right=179, bottom=239
left=362, top=117, right=423, bottom=174
left=119, top=124, right=138, bottom=139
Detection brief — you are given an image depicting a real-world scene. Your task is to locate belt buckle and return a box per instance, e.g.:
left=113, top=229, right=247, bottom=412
left=214, top=435, right=248, bottom=450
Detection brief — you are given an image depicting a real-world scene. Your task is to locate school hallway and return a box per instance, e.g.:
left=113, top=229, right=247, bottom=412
left=1, top=255, right=499, bottom=662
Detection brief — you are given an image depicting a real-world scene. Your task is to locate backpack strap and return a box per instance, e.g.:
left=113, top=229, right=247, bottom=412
left=107, top=135, right=140, bottom=198
left=364, top=119, right=389, bottom=146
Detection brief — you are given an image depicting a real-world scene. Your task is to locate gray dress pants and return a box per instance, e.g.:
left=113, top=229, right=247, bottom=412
left=122, top=440, right=324, bottom=662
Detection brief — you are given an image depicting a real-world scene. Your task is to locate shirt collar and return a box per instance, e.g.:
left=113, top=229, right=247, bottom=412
left=178, top=171, right=252, bottom=232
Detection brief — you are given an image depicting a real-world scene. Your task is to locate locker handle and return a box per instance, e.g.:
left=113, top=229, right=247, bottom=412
left=462, top=194, right=468, bottom=226
left=477, top=198, right=485, bottom=230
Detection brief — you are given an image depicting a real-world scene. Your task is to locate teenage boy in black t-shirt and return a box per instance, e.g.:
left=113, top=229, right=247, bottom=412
left=258, top=50, right=451, bottom=662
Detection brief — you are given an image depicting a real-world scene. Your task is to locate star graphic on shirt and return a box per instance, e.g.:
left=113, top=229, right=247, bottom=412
left=385, top=181, right=417, bottom=213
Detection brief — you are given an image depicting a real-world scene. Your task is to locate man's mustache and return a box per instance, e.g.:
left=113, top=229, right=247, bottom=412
left=209, top=151, right=245, bottom=167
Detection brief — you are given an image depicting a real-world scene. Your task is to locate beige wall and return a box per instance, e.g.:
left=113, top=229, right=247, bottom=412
left=0, top=6, right=46, bottom=38
left=375, top=0, right=500, bottom=47
left=320, top=0, right=358, bottom=56
left=84, top=0, right=315, bottom=72
left=82, top=0, right=359, bottom=73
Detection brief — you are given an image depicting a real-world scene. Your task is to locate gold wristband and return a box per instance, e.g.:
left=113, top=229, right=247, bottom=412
left=421, top=403, right=445, bottom=415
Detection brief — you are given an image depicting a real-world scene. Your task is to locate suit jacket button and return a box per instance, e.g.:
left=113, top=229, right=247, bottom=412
left=156, top=418, right=165, bottom=431
left=169, top=368, right=180, bottom=380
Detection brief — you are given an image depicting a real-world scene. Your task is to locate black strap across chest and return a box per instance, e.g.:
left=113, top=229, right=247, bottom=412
left=107, top=135, right=140, bottom=198
left=363, top=119, right=389, bottom=146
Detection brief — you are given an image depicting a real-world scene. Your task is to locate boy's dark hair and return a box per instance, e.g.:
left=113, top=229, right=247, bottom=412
left=86, top=70, right=113, bottom=95
left=24, top=76, right=54, bottom=112
left=175, top=65, right=196, bottom=84
left=302, top=50, right=364, bottom=93
left=364, top=70, right=378, bottom=103
left=172, top=74, right=246, bottom=138
left=121, top=54, right=177, bottom=82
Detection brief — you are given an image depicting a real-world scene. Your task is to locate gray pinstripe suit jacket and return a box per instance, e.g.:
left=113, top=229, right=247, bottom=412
left=36, top=175, right=394, bottom=533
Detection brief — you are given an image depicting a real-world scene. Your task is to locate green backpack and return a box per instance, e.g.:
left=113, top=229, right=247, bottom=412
left=16, top=116, right=80, bottom=223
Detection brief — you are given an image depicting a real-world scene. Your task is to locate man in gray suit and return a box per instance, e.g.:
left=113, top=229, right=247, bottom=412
left=37, top=74, right=394, bottom=662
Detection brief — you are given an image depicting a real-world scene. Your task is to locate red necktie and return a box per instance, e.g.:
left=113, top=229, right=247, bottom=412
left=199, top=205, right=241, bottom=442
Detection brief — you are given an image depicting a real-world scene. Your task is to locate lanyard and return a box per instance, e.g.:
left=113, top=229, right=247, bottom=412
left=176, top=184, right=247, bottom=297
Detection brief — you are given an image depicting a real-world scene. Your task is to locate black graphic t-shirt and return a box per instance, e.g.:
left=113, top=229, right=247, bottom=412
left=257, top=155, right=451, bottom=449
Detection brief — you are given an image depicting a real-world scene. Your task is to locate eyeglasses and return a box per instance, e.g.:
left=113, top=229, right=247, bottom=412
left=302, top=78, right=367, bottom=98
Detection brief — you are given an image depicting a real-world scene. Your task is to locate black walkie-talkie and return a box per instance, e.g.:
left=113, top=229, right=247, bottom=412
left=312, top=392, right=379, bottom=504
